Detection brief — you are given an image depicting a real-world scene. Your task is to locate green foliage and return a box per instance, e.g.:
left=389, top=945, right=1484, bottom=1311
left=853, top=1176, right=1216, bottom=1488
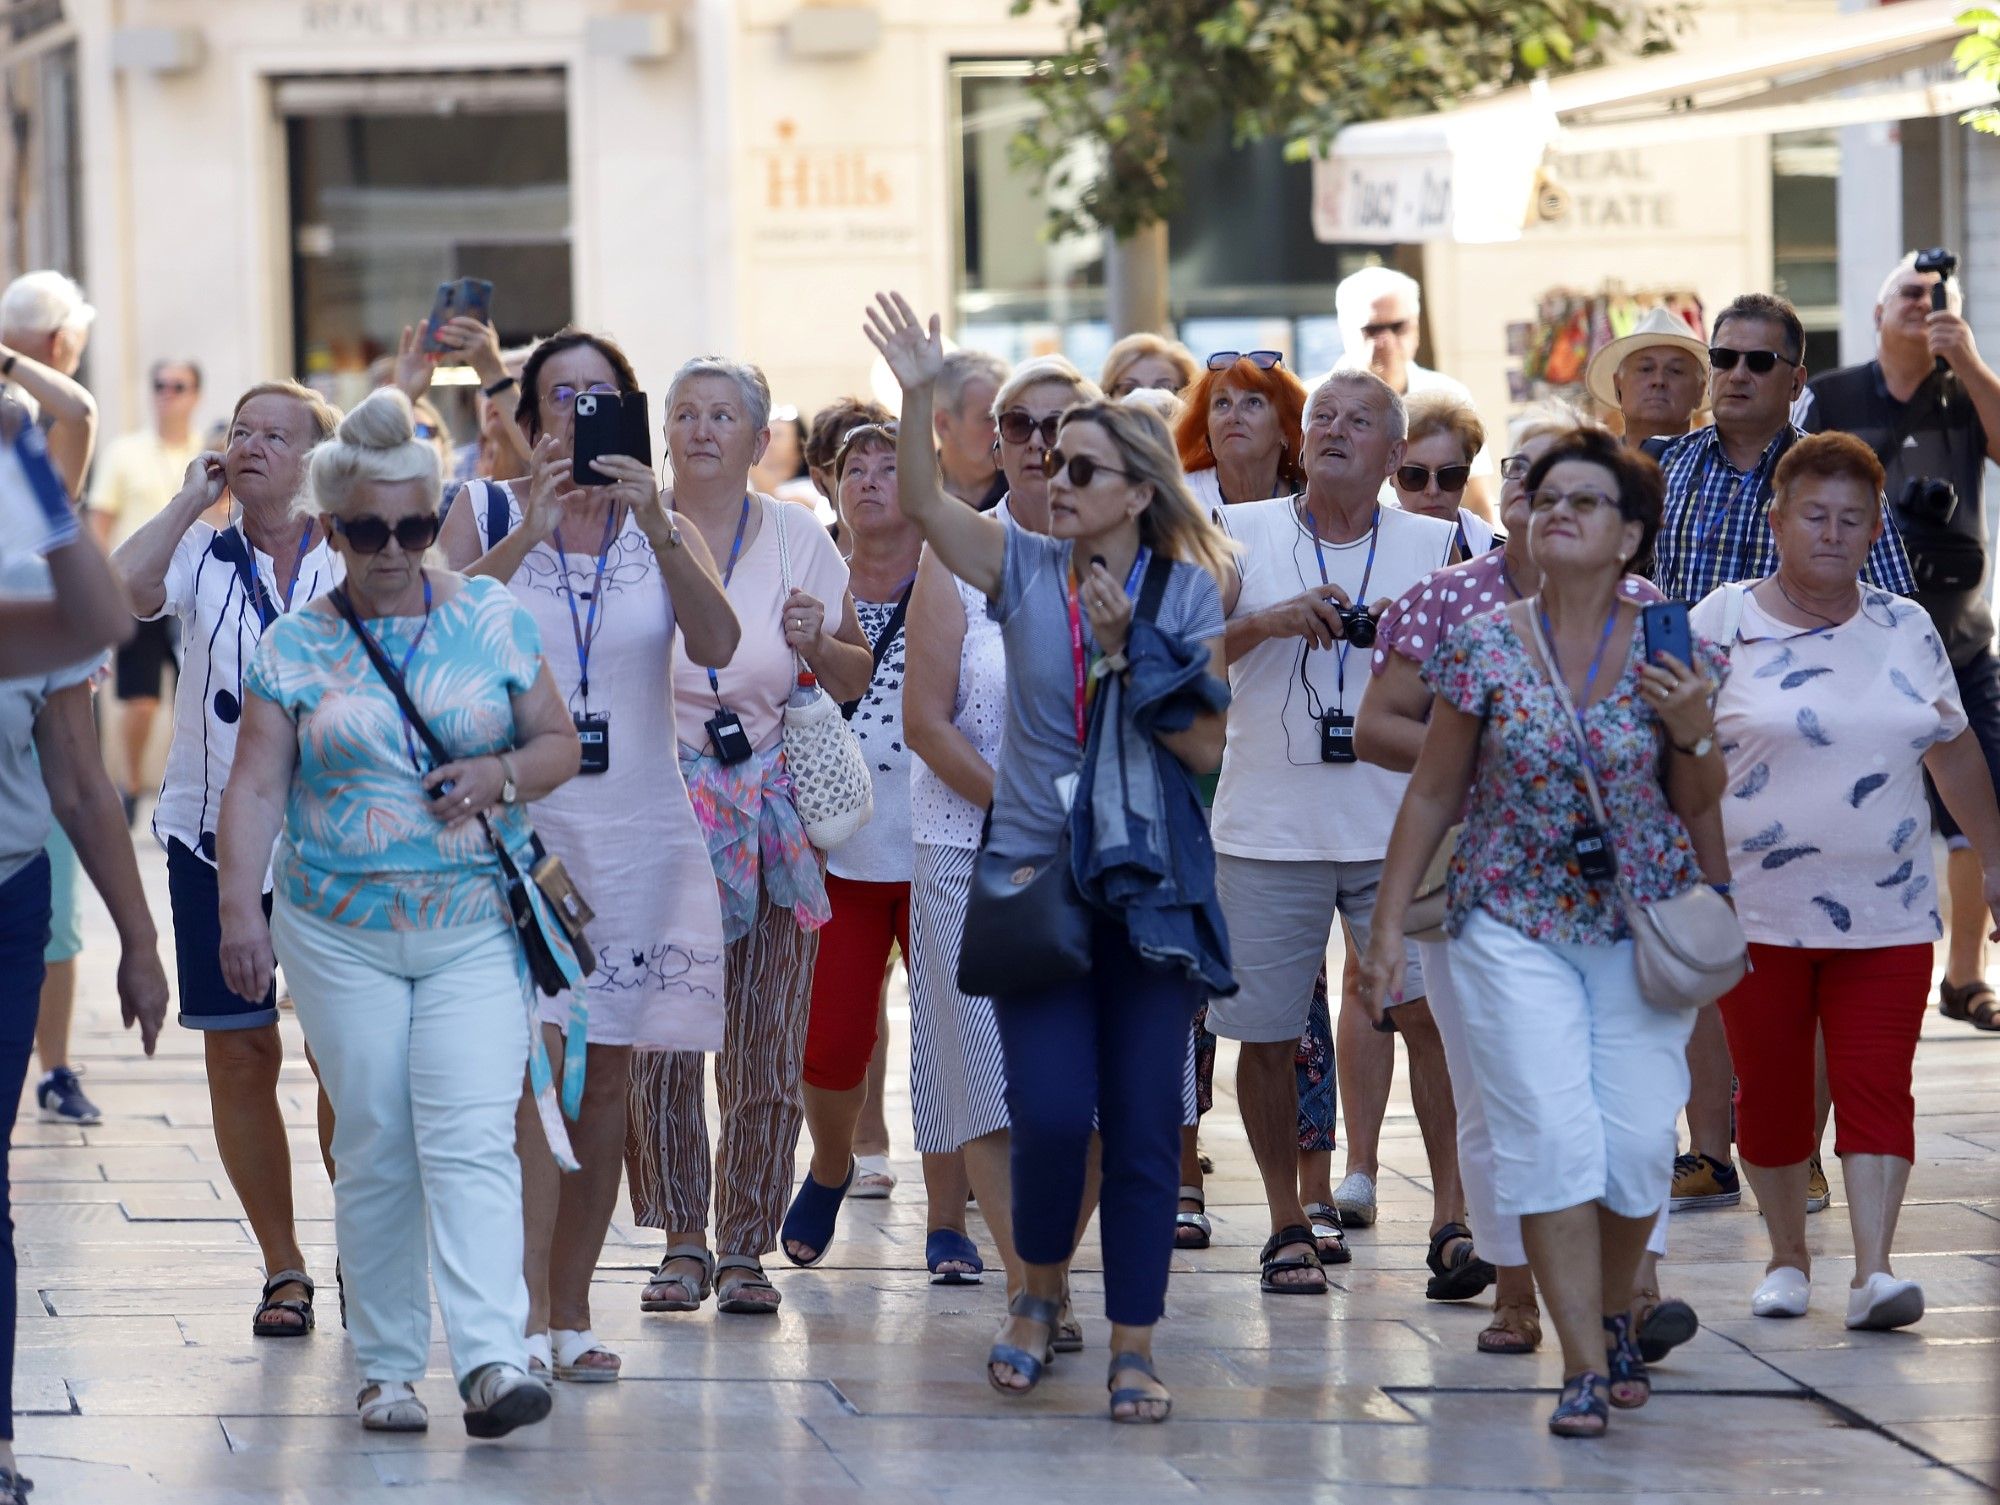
left=1957, top=7, right=2000, bottom=135
left=1008, top=0, right=1684, bottom=239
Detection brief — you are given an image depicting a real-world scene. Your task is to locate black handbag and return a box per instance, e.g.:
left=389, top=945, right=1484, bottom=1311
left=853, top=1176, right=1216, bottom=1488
left=954, top=553, right=1172, bottom=998
left=329, top=587, right=595, bottom=997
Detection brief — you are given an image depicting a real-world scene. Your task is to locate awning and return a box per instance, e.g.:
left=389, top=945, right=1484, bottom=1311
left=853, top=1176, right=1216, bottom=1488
left=1314, top=0, right=1996, bottom=244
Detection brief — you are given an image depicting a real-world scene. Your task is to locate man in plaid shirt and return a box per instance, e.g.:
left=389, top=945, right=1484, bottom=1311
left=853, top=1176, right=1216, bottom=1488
left=1650, top=292, right=1916, bottom=603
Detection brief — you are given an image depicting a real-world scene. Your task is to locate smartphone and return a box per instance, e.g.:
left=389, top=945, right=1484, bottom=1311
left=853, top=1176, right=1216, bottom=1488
left=572, top=390, right=652, bottom=486
left=420, top=278, right=495, bottom=352
left=1641, top=600, right=1694, bottom=671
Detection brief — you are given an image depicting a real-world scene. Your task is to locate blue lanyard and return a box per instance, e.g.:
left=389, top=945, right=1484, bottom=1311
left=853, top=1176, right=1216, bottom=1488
left=235, top=523, right=315, bottom=629
left=347, top=576, right=435, bottom=775
left=551, top=505, right=619, bottom=709
left=1537, top=600, right=1619, bottom=784
left=1305, top=500, right=1379, bottom=709
left=1686, top=438, right=1760, bottom=558
left=706, top=496, right=753, bottom=701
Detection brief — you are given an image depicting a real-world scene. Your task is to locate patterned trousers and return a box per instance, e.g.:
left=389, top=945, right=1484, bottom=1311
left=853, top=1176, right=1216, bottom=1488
left=626, top=888, right=821, bottom=1257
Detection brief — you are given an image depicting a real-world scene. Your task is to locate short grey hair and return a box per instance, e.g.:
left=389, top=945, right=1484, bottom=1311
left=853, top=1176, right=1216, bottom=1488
left=1334, top=265, right=1420, bottom=329
left=937, top=349, right=1009, bottom=416
left=1308, top=368, right=1407, bottom=444
left=992, top=355, right=1100, bottom=419
left=666, top=356, right=772, bottom=434
left=0, top=271, right=95, bottom=338
left=1877, top=251, right=1964, bottom=315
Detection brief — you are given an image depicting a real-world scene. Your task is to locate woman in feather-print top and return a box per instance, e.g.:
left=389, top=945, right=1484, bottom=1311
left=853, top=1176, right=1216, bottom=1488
left=1689, top=432, right=2000, bottom=1338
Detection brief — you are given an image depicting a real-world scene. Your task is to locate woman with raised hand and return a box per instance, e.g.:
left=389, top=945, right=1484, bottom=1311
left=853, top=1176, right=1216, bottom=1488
left=1694, top=431, right=2000, bottom=1332
left=625, top=357, right=873, bottom=1319
left=216, top=388, right=580, bottom=1438
left=868, top=291, right=1233, bottom=1426
left=1390, top=389, right=1498, bottom=559
left=439, top=327, right=738, bottom=1382
left=1358, top=426, right=1726, bottom=1439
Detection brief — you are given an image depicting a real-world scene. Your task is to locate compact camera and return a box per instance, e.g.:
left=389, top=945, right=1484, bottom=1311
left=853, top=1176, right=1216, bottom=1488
left=1897, top=475, right=1959, bottom=529
left=1334, top=604, right=1377, bottom=649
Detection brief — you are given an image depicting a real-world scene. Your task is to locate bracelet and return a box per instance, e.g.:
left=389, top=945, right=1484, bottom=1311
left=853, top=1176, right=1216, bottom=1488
left=482, top=374, right=517, bottom=399
left=1710, top=881, right=1732, bottom=897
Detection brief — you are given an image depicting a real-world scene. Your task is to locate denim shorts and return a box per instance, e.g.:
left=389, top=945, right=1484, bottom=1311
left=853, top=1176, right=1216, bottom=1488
left=167, top=838, right=275, bottom=1030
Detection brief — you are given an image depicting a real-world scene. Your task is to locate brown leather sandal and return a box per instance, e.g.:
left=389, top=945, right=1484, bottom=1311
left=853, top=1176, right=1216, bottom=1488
left=1940, top=979, right=2000, bottom=1032
left=1477, top=1298, right=1543, bottom=1354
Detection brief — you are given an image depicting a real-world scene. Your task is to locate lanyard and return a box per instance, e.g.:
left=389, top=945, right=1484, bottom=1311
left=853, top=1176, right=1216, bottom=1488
left=236, top=523, right=315, bottom=629
left=1537, top=600, right=1619, bottom=785
left=1497, top=557, right=1523, bottom=601
left=551, top=505, right=619, bottom=708
left=347, top=576, right=435, bottom=774
left=705, top=496, right=753, bottom=702
left=1305, top=500, right=1379, bottom=710
left=1066, top=549, right=1148, bottom=745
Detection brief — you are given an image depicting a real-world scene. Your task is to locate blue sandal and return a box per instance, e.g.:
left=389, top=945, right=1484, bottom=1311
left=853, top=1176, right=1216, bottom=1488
left=1603, top=1312, right=1651, bottom=1409
left=1107, top=1352, right=1172, bottom=1424
left=780, top=1159, right=855, bottom=1268
left=987, top=1292, right=1059, bottom=1396
left=1548, top=1371, right=1610, bottom=1438
left=925, top=1228, right=985, bottom=1286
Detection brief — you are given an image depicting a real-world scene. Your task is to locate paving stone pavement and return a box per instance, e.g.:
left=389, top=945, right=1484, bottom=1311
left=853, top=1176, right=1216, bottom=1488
left=13, top=837, right=1998, bottom=1502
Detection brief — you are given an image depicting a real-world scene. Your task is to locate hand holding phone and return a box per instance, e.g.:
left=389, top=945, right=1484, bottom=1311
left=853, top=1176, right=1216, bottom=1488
left=571, top=390, right=653, bottom=487
left=1641, top=601, right=1694, bottom=672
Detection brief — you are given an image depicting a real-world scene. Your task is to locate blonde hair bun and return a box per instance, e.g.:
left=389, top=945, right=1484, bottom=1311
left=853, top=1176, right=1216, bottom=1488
left=306, top=386, right=441, bottom=519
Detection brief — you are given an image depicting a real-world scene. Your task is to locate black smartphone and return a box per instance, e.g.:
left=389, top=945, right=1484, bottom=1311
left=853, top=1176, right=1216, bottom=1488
left=420, top=278, right=495, bottom=353
left=572, top=390, right=653, bottom=486
left=1641, top=601, right=1694, bottom=672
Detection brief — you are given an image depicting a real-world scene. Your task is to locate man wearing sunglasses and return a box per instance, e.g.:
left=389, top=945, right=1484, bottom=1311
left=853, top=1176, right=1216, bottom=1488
left=1800, top=251, right=2000, bottom=1038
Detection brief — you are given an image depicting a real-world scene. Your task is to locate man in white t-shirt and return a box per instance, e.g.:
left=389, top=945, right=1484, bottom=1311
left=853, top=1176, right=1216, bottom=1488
left=1210, top=369, right=1476, bottom=1295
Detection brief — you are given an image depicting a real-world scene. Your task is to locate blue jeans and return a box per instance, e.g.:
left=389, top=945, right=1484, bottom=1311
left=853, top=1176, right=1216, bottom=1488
left=993, top=913, right=1201, bottom=1328
left=0, top=854, right=52, bottom=1440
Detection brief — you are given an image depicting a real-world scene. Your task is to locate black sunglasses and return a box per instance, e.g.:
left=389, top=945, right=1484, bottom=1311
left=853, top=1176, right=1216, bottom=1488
left=998, top=410, right=1063, bottom=447
left=1206, top=349, right=1283, bottom=372
left=1396, top=462, right=1470, bottom=494
left=153, top=379, right=192, bottom=395
left=1708, top=347, right=1799, bottom=375
left=1044, top=448, right=1132, bottom=487
left=333, top=512, right=441, bottom=555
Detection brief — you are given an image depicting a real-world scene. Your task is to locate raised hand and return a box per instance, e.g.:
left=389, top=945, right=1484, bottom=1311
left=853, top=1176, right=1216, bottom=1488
left=864, top=291, right=945, bottom=392
left=393, top=323, right=436, bottom=402
left=520, top=435, right=578, bottom=544
left=435, top=315, right=508, bottom=387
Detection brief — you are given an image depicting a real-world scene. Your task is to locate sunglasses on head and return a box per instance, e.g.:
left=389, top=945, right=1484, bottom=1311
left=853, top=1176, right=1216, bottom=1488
left=153, top=379, right=192, bottom=395
left=547, top=381, right=619, bottom=409
left=1206, top=350, right=1282, bottom=372
left=333, top=512, right=441, bottom=555
left=998, top=410, right=1063, bottom=447
left=1043, top=448, right=1132, bottom=488
left=1708, top=347, right=1798, bottom=375
left=1396, top=462, right=1470, bottom=494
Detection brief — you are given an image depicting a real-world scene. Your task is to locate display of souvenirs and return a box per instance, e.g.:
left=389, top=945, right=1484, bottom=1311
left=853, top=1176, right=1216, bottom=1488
left=1513, top=288, right=1705, bottom=409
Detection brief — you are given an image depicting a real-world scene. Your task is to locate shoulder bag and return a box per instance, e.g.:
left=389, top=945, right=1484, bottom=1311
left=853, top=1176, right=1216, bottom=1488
left=773, top=500, right=876, bottom=849
left=329, top=586, right=595, bottom=996
left=1526, top=604, right=1745, bottom=1011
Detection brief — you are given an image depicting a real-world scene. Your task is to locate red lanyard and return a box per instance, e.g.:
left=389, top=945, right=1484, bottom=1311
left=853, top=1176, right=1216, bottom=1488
left=1066, top=551, right=1147, bottom=745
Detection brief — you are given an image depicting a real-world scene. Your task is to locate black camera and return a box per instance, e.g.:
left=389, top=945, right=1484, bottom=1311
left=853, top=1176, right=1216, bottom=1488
left=1914, top=247, right=1959, bottom=286
left=1897, top=474, right=1959, bottom=529
left=1334, top=604, right=1377, bottom=649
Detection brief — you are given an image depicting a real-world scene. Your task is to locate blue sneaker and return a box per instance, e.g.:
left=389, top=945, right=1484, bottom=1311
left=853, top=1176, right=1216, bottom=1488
left=37, top=1066, right=101, bottom=1125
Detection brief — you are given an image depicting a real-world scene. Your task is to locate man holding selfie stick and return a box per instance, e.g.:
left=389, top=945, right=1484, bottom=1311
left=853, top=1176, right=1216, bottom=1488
left=1801, top=251, right=2000, bottom=1034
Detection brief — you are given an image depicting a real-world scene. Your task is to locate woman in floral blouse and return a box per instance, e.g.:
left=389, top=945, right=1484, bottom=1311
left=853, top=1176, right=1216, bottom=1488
left=1357, top=426, right=1727, bottom=1440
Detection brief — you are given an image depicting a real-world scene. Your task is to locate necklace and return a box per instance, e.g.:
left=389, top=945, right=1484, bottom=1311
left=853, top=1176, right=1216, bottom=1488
left=1771, top=573, right=1847, bottom=630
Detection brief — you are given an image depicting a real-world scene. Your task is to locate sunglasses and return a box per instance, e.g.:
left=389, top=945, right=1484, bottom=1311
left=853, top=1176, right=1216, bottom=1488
left=1360, top=320, right=1411, bottom=339
left=1499, top=453, right=1532, bottom=481
left=1396, top=462, right=1470, bottom=494
left=546, top=381, right=619, bottom=409
left=1044, top=448, right=1132, bottom=487
left=1528, top=488, right=1617, bottom=516
left=998, top=410, right=1063, bottom=447
left=1708, top=347, right=1798, bottom=375
left=333, top=512, right=442, bottom=554
left=413, top=422, right=438, bottom=441
left=1206, top=350, right=1282, bottom=372
left=153, top=379, right=192, bottom=395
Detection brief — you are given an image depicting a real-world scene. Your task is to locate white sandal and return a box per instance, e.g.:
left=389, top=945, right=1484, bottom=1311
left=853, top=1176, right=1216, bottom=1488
left=551, top=1327, right=620, bottom=1383
left=524, top=1331, right=552, bottom=1376
left=848, top=1153, right=896, bottom=1199
left=357, top=1379, right=428, bottom=1432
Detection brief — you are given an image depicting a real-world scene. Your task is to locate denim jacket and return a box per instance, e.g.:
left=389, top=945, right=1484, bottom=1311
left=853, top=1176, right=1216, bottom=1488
left=1068, top=613, right=1236, bottom=995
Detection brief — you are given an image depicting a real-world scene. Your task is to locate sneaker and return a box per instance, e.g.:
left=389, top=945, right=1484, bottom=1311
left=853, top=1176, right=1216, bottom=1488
left=1806, top=1155, right=1831, bottom=1214
left=1669, top=1152, right=1740, bottom=1211
left=1751, top=1265, right=1810, bottom=1318
left=36, top=1066, right=101, bottom=1126
left=1845, top=1272, right=1923, bottom=1331
left=1332, top=1171, right=1377, bottom=1229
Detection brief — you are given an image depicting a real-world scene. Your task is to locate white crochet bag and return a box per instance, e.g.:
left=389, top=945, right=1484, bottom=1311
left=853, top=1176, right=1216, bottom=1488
left=774, top=502, right=875, bottom=849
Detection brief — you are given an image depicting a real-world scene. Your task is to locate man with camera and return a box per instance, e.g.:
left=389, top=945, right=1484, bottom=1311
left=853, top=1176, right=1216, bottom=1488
left=1801, top=250, right=2000, bottom=1034
left=1206, top=369, right=1471, bottom=1295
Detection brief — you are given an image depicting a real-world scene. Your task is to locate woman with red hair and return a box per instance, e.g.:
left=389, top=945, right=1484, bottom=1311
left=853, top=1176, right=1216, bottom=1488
left=1174, top=353, right=1308, bottom=510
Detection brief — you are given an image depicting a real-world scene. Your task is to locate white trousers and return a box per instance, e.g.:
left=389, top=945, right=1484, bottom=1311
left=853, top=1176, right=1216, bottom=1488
left=1445, top=908, right=1695, bottom=1223
left=272, top=895, right=532, bottom=1386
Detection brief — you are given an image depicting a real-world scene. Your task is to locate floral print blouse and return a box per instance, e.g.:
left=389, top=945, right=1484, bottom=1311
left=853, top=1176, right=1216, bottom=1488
left=1422, top=605, right=1726, bottom=947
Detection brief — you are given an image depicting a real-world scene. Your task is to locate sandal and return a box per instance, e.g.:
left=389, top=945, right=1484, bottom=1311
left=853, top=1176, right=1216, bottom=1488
left=714, top=1255, right=782, bottom=1315
left=1603, top=1312, right=1650, bottom=1409
left=987, top=1292, right=1059, bottom=1395
left=252, top=1268, right=315, bottom=1338
left=524, top=1332, right=551, bottom=1377
left=460, top=1362, right=551, bottom=1440
left=849, top=1153, right=896, bottom=1198
left=1258, top=1225, right=1328, bottom=1295
left=1477, top=1298, right=1543, bottom=1355
left=0, top=1467, right=30, bottom=1504
left=1425, top=1222, right=1497, bottom=1302
left=357, top=1379, right=428, bottom=1433
left=925, top=1228, right=985, bottom=1285
left=780, top=1158, right=855, bottom=1268
left=1634, top=1291, right=1700, bottom=1364
left=552, top=1327, right=620, bottom=1383
left=1053, top=1294, right=1084, bottom=1354
left=1939, top=979, right=2000, bottom=1031
left=640, top=1244, right=714, bottom=1313
left=1303, top=1202, right=1351, bottom=1266
left=1174, top=1185, right=1213, bottom=1251
left=1106, top=1351, right=1172, bottom=1424
left=1548, top=1371, right=1610, bottom=1438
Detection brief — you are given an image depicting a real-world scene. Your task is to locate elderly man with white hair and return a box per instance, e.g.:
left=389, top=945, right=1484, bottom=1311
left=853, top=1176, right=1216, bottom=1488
left=1801, top=250, right=2000, bottom=1037
left=0, top=272, right=98, bottom=497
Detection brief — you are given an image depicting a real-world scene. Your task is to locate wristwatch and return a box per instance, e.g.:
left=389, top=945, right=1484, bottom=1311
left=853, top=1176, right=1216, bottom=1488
left=1674, top=734, right=1715, bottom=757
left=497, top=752, right=519, bottom=805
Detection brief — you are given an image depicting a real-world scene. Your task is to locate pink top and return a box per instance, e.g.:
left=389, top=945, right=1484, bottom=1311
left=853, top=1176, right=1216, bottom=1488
left=1372, top=549, right=1662, bottom=675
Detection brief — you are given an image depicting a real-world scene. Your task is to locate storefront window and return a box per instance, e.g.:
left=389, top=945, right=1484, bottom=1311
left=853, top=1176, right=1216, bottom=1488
left=1773, top=129, right=1840, bottom=375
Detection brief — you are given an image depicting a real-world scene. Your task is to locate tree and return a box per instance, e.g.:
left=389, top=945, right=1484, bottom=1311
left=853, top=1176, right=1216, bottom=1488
left=1010, top=0, right=1683, bottom=333
left=1957, top=7, right=2000, bottom=135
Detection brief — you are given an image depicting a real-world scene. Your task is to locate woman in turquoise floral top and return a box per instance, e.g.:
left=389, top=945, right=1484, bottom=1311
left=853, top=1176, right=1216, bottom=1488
left=1358, top=427, right=1729, bottom=1441
left=215, top=391, right=580, bottom=1441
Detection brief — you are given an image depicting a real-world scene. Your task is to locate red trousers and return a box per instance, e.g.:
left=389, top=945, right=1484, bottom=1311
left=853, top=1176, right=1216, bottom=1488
left=803, top=875, right=910, bottom=1092
left=1716, top=941, right=1931, bottom=1166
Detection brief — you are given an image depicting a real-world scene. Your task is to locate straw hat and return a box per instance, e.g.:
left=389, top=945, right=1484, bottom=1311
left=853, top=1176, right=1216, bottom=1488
left=1584, top=305, right=1710, bottom=411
